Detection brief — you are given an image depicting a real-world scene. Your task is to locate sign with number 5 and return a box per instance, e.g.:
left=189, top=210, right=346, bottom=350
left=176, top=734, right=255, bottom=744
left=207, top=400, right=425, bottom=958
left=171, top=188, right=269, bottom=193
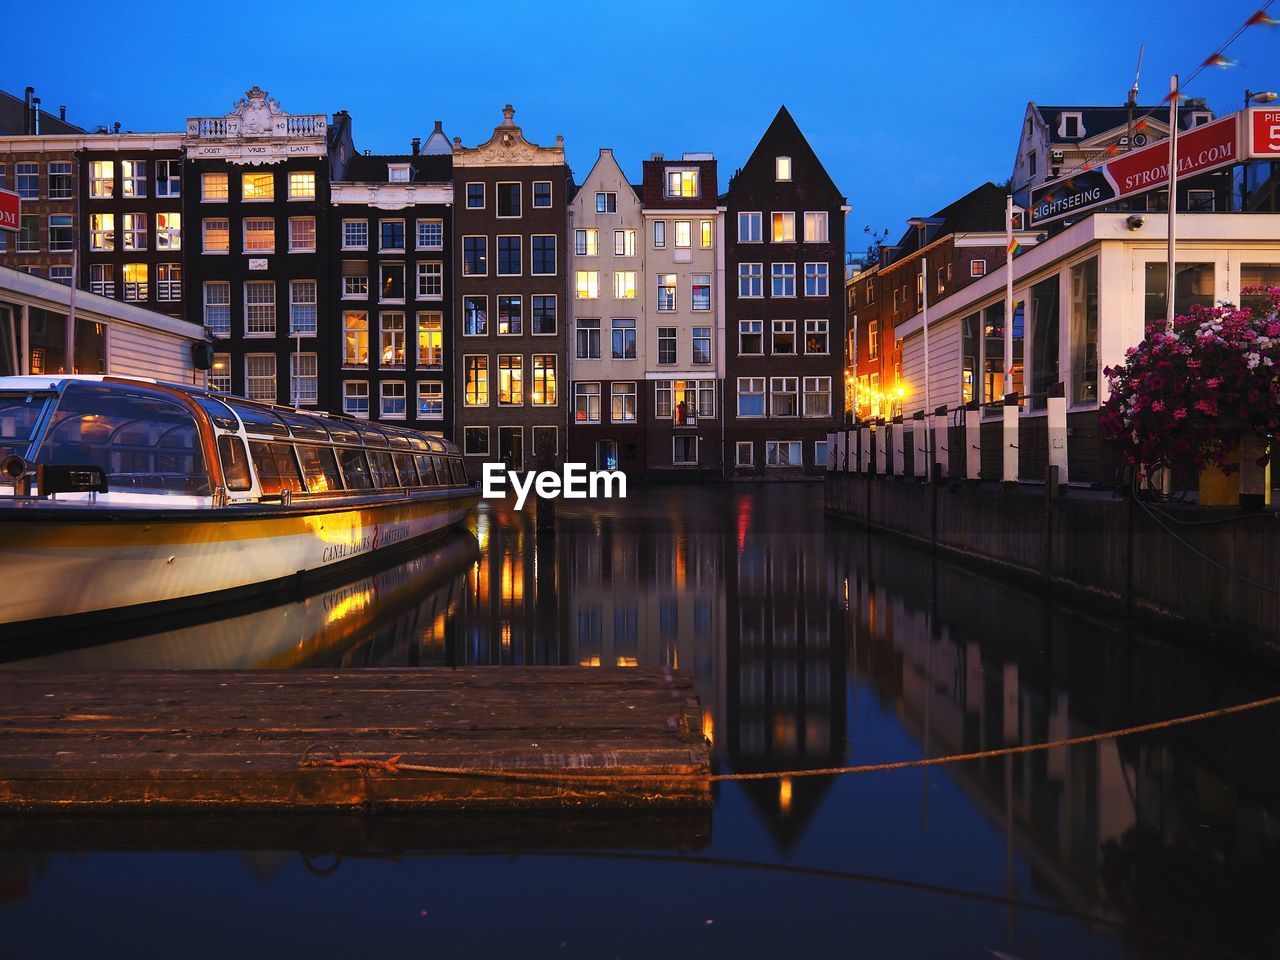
left=1249, top=109, right=1280, bottom=157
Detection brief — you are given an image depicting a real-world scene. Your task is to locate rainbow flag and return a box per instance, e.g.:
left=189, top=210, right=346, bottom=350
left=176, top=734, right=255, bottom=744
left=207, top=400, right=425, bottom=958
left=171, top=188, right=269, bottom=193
left=1007, top=236, right=1021, bottom=256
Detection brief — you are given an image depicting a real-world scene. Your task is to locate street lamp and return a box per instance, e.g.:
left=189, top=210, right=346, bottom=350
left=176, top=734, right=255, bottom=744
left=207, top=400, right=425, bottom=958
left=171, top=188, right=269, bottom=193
left=1244, top=89, right=1279, bottom=109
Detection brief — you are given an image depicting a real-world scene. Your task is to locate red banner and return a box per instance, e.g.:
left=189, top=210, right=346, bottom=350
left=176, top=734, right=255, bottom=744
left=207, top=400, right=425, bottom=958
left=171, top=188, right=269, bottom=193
left=0, top=189, right=17, bottom=233
left=1249, top=108, right=1280, bottom=157
left=1105, top=114, right=1239, bottom=198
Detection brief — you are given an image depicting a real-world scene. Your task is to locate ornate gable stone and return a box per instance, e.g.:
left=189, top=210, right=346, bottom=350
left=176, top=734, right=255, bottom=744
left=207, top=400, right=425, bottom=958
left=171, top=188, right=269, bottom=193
left=453, top=104, right=564, bottom=167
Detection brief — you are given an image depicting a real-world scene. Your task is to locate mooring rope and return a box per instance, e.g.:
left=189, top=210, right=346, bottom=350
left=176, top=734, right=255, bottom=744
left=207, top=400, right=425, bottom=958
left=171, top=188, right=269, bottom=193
left=298, top=692, right=1280, bottom=783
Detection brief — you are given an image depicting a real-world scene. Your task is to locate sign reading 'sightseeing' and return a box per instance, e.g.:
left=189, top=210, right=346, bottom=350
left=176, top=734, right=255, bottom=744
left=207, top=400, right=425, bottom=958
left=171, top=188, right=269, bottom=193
left=1029, top=113, right=1240, bottom=227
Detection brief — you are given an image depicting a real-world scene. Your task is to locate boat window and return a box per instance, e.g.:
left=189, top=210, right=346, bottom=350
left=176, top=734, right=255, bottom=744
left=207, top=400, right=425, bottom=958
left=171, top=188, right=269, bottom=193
left=277, top=410, right=331, bottom=442
left=393, top=452, right=418, bottom=486
left=249, top=441, right=305, bottom=496
left=414, top=454, right=437, bottom=486
left=356, top=424, right=392, bottom=448
left=337, top=447, right=373, bottom=490
left=0, top=391, right=54, bottom=459
left=296, top=445, right=344, bottom=493
left=325, top=421, right=362, bottom=445
left=408, top=435, right=429, bottom=452
left=192, top=395, right=240, bottom=432
left=368, top=450, right=397, bottom=488
left=38, top=381, right=210, bottom=495
left=451, top=459, right=467, bottom=485
left=218, top=435, right=253, bottom=491
left=388, top=433, right=413, bottom=451
left=227, top=401, right=290, bottom=438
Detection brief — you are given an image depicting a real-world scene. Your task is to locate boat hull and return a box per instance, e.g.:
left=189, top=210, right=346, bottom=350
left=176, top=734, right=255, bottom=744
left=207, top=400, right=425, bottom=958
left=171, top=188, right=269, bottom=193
left=0, top=489, right=479, bottom=629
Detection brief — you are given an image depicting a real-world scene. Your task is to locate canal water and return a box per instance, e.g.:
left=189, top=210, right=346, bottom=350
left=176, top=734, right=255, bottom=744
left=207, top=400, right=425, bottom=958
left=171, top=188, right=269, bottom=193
left=3, top=484, right=1279, bottom=958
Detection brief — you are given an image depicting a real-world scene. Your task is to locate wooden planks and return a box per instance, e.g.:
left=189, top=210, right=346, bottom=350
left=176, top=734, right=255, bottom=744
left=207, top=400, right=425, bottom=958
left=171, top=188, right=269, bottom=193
left=0, top=668, right=711, bottom=812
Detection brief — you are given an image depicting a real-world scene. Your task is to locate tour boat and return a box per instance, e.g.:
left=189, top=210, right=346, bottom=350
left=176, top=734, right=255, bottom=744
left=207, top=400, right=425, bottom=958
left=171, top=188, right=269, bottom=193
left=0, top=375, right=479, bottom=633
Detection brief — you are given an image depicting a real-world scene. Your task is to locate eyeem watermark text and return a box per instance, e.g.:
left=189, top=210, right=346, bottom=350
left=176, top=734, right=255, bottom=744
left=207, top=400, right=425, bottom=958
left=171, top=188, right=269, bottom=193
left=481, top=463, right=627, bottom=510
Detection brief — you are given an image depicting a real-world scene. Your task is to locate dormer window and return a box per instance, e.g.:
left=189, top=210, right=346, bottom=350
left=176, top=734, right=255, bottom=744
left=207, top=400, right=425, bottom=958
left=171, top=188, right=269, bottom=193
left=1190, top=111, right=1212, bottom=128
left=775, top=156, right=792, bottom=182
left=388, top=164, right=410, bottom=183
left=665, top=169, right=698, bottom=199
left=1059, top=112, right=1083, bottom=138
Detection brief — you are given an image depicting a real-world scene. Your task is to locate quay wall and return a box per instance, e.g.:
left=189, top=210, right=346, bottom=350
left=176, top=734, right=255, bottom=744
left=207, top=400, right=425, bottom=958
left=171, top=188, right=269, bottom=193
left=825, top=472, right=1280, bottom=651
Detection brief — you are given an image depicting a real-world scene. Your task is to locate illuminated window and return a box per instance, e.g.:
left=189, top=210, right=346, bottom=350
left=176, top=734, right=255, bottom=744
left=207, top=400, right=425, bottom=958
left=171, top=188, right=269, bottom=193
left=868, top=321, right=879, bottom=359
left=209, top=352, right=232, bottom=392
left=201, top=217, right=228, bottom=254
left=89, top=161, right=115, bottom=199
left=497, top=295, right=522, bottom=335
left=290, top=280, right=317, bottom=335
left=575, top=382, right=601, bottom=423
left=692, top=274, right=711, bottom=311
left=464, top=355, right=489, bottom=406
left=576, top=271, right=599, bottom=299
left=772, top=263, right=796, bottom=297
left=575, top=228, right=598, bottom=256
left=417, top=381, right=444, bottom=420
left=156, top=159, right=181, bottom=197
left=971, top=259, right=987, bottom=278
left=343, top=380, right=369, bottom=417
left=122, top=213, right=147, bottom=251
left=244, top=280, right=276, bottom=335
left=48, top=161, right=73, bottom=199
left=201, top=172, right=227, bottom=202
left=155, top=212, right=181, bottom=250
left=805, top=319, right=829, bottom=354
left=416, top=312, right=443, bottom=368
left=674, top=221, right=691, bottom=249
left=531, top=355, right=557, bottom=405
left=242, top=171, right=275, bottom=201
left=122, top=263, right=149, bottom=301
left=156, top=263, right=182, bottom=302
left=772, top=212, right=796, bottom=243
left=611, top=382, right=637, bottom=422
left=657, top=274, right=676, bottom=311
left=700, top=220, right=713, bottom=248
left=204, top=281, right=231, bottom=337
left=804, top=211, right=828, bottom=242
left=776, top=156, right=792, bottom=181
left=243, top=218, right=274, bottom=253
left=417, top=261, right=443, bottom=299
left=665, top=169, right=698, bottom=198
left=122, top=160, right=147, bottom=198
left=613, top=271, right=637, bottom=299
left=245, top=354, right=277, bottom=402
left=288, top=216, right=315, bottom=252
left=344, top=311, right=369, bottom=365
left=614, top=229, right=636, bottom=256
left=497, top=355, right=523, bottom=404
left=417, top=218, right=444, bottom=250
left=464, top=296, right=487, bottom=335
left=379, top=263, right=405, bottom=301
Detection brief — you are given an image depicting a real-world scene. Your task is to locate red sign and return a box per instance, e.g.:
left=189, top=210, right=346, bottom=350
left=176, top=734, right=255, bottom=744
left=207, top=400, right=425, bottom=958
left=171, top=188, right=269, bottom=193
left=0, top=188, right=17, bottom=233
left=1106, top=114, right=1239, bottom=198
left=1249, top=108, right=1280, bottom=157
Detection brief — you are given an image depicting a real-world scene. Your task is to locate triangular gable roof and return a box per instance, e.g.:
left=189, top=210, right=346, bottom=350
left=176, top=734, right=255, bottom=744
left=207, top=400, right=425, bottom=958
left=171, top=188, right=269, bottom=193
left=726, top=105, right=843, bottom=201
left=576, top=148, right=640, bottom=203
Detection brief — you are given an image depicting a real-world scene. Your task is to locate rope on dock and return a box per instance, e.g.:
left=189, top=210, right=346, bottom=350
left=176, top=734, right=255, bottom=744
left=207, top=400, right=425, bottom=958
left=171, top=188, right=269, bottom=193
left=297, top=692, right=1280, bottom=784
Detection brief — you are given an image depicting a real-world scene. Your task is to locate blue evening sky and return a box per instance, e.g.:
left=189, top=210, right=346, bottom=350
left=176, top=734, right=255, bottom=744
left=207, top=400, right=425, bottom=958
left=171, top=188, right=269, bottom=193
left=14, top=0, right=1280, bottom=254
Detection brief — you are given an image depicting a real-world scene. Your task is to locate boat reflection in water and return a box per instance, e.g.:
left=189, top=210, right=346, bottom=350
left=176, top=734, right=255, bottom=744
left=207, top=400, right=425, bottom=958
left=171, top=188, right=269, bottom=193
left=3, top=532, right=479, bottom=671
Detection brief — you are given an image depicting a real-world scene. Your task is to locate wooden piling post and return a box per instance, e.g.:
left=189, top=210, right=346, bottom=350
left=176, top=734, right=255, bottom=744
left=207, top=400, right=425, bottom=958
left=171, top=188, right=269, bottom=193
left=892, top=415, right=905, bottom=479
left=965, top=401, right=981, bottom=484
left=933, top=405, right=949, bottom=480
left=876, top=418, right=888, bottom=476
left=1002, top=393, right=1020, bottom=486
left=1047, top=381, right=1068, bottom=491
left=913, top=410, right=928, bottom=480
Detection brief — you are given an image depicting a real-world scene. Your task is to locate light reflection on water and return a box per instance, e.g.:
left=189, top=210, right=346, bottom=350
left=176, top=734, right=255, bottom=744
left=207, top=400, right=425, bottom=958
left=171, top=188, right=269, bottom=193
left=3, top=484, right=1280, bottom=958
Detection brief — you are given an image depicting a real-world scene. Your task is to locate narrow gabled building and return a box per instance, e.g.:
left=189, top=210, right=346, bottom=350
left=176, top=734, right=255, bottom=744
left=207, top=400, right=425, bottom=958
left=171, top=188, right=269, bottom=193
left=452, top=106, right=569, bottom=476
left=183, top=87, right=352, bottom=408
left=723, top=107, right=845, bottom=477
left=330, top=126, right=453, bottom=434
left=568, top=148, right=646, bottom=472
left=640, top=152, right=724, bottom=476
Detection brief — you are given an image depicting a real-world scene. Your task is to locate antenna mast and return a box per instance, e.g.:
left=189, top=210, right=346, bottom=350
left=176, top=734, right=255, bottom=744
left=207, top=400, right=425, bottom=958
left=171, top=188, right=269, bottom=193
left=1127, top=45, right=1145, bottom=149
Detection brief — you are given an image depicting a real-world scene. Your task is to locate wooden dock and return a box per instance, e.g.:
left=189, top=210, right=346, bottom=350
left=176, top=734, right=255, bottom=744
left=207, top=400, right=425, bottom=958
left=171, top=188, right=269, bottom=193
left=0, top=668, right=711, bottom=813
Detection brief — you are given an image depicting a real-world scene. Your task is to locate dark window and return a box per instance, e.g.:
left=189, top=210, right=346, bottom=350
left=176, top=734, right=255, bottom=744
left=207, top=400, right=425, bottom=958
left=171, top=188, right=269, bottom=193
left=414, top=453, right=437, bottom=485
left=531, top=235, right=556, bottom=274
left=463, top=236, right=487, bottom=276
left=497, top=236, right=521, bottom=275
left=337, top=447, right=373, bottom=489
left=466, top=183, right=484, bottom=208
left=368, top=450, right=397, bottom=487
left=532, top=295, right=557, bottom=335
left=497, top=182, right=521, bottom=218
left=380, top=220, right=405, bottom=250
left=533, top=182, right=552, bottom=207
left=393, top=452, right=418, bottom=485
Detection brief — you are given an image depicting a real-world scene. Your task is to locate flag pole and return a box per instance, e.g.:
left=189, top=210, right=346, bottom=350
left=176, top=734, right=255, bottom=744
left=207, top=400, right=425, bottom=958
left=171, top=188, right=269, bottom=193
left=1165, top=74, right=1180, bottom=331
left=920, top=255, right=930, bottom=416
left=1004, top=194, right=1015, bottom=397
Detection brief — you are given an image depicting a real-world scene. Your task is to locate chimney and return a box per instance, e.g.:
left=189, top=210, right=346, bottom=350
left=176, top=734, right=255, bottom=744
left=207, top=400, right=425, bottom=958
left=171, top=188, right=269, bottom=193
left=32, top=97, right=41, bottom=135
left=411, top=137, right=421, bottom=155
left=24, top=87, right=33, bottom=135
left=59, top=105, right=66, bottom=122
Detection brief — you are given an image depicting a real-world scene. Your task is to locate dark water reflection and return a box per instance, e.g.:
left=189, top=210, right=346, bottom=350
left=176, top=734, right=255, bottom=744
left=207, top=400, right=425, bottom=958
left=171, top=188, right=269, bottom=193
left=3, top=484, right=1280, bottom=958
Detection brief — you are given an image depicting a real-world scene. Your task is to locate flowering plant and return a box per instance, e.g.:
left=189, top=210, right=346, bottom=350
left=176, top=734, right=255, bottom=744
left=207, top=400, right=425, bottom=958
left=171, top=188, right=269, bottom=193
left=1099, top=287, right=1280, bottom=474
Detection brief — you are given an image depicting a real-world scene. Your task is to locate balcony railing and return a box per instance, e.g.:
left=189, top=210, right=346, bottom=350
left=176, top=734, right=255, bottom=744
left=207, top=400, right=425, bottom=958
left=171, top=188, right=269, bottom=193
left=185, top=115, right=327, bottom=140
